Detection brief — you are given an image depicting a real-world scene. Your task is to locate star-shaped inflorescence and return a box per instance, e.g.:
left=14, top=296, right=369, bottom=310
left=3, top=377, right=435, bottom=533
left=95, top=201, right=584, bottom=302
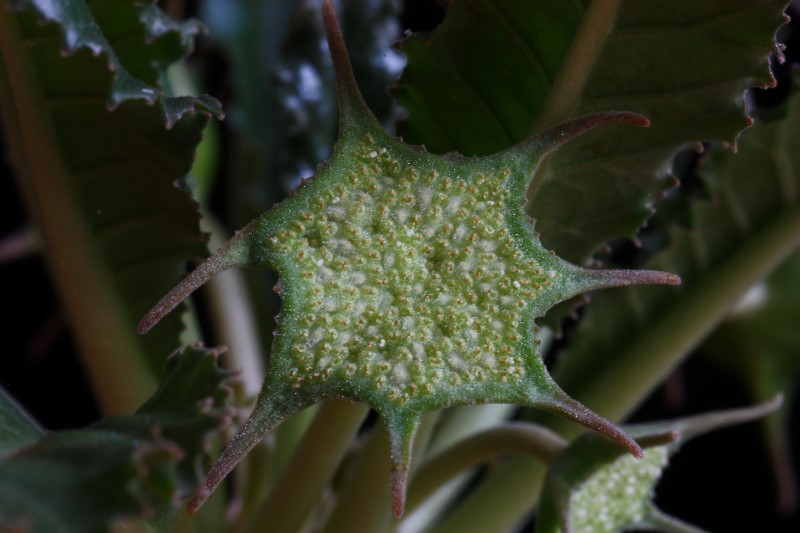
left=274, top=135, right=549, bottom=404
left=138, top=0, right=680, bottom=517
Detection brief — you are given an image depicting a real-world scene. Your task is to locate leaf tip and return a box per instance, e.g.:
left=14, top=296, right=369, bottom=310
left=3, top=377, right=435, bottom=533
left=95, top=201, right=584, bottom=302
left=136, top=315, right=156, bottom=335
left=390, top=466, right=409, bottom=519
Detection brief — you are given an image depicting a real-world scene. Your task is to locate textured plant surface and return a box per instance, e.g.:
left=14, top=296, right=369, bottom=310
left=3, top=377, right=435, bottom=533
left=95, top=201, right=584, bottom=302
left=140, top=4, right=681, bottom=515
left=0, top=0, right=797, bottom=532
left=0, top=346, right=235, bottom=532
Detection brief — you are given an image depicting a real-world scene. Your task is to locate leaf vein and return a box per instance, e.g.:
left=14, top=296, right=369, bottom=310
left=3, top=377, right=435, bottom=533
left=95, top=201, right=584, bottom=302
left=613, top=6, right=759, bottom=36
left=475, top=0, right=550, bottom=90
left=440, top=53, right=515, bottom=147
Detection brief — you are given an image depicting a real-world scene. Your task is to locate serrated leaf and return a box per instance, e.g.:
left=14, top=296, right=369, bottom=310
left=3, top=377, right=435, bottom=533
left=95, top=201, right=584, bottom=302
left=0, top=345, right=234, bottom=533
left=551, top=81, right=800, bottom=430
left=84, top=0, right=204, bottom=86
left=443, top=79, right=800, bottom=533
left=393, top=0, right=787, bottom=264
left=0, top=0, right=223, bottom=410
left=139, top=1, right=681, bottom=518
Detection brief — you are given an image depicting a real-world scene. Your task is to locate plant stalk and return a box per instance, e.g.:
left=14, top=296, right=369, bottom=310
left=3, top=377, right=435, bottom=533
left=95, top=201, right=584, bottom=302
left=564, top=206, right=800, bottom=423
left=321, top=413, right=438, bottom=533
left=405, top=422, right=566, bottom=515
left=0, top=9, right=158, bottom=413
left=244, top=400, right=368, bottom=533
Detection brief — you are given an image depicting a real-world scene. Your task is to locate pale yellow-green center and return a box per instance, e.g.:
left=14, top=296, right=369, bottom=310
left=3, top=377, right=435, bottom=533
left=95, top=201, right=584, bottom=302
left=270, top=135, right=556, bottom=405
left=569, top=447, right=669, bottom=532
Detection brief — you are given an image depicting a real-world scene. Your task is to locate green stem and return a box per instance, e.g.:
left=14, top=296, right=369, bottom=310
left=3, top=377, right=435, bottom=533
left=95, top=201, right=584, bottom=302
left=405, top=423, right=566, bottom=515
left=0, top=9, right=157, bottom=413
left=234, top=438, right=273, bottom=531
left=321, top=420, right=392, bottom=533
left=244, top=400, right=368, bottom=533
left=528, top=0, right=623, bottom=133
left=399, top=405, right=516, bottom=532
left=563, top=206, right=800, bottom=424
left=271, top=404, right=318, bottom=481
left=321, top=413, right=438, bottom=533
left=434, top=205, right=800, bottom=532
left=431, top=455, right=542, bottom=533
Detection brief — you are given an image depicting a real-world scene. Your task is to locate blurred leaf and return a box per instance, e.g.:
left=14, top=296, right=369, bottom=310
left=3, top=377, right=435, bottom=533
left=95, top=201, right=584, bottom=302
left=0, top=0, right=222, bottom=409
left=395, top=0, right=586, bottom=156
left=199, top=0, right=403, bottom=223
left=0, top=386, right=44, bottom=457
left=0, top=345, right=235, bottom=533
left=700, top=250, right=800, bottom=511
left=394, top=0, right=787, bottom=264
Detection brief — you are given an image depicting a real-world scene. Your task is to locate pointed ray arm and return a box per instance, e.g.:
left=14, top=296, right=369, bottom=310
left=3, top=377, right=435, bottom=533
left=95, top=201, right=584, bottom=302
left=322, top=0, right=381, bottom=133
left=188, top=386, right=310, bottom=514
left=577, top=267, right=681, bottom=292
left=533, top=382, right=644, bottom=460
left=492, top=111, right=650, bottom=182
left=138, top=217, right=272, bottom=334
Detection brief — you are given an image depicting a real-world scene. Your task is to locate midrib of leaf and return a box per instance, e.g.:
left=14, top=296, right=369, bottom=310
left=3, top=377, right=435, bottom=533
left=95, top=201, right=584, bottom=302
left=0, top=11, right=157, bottom=413
left=528, top=0, right=623, bottom=133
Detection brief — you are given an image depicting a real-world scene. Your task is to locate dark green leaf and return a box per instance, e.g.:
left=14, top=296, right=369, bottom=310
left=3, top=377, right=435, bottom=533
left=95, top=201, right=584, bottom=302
left=0, top=345, right=234, bottom=533
left=0, top=386, right=44, bottom=457
left=0, top=0, right=223, bottom=407
left=552, top=81, right=800, bottom=428
left=394, top=0, right=787, bottom=264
